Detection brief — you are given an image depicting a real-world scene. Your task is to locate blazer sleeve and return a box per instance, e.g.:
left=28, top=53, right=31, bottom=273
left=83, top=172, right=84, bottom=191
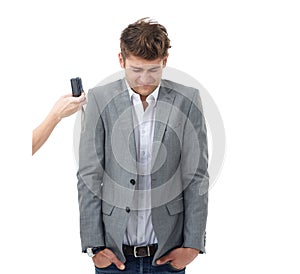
left=77, top=90, right=106, bottom=252
left=181, top=89, right=209, bottom=253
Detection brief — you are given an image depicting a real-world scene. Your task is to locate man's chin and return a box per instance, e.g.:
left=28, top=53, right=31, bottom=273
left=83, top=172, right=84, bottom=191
left=133, top=86, right=157, bottom=96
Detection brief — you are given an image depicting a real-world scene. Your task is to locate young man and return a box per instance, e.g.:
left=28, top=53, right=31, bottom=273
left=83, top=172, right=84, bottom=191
left=77, top=18, right=209, bottom=273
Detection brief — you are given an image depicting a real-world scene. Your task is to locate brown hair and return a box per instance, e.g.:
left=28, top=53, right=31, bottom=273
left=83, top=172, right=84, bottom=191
left=120, top=17, right=171, bottom=60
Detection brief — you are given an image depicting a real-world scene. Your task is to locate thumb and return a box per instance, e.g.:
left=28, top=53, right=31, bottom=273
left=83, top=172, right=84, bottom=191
left=156, top=254, right=171, bottom=265
left=102, top=249, right=125, bottom=270
left=114, top=260, right=125, bottom=271
left=110, top=254, right=125, bottom=270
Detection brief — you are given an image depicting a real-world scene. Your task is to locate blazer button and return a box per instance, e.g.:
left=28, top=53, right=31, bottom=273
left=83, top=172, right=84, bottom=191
left=130, top=179, right=136, bottom=185
left=126, top=207, right=130, bottom=213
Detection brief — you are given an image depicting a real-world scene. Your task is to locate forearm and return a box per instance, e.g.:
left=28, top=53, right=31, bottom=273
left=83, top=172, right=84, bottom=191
left=183, top=179, right=208, bottom=252
left=77, top=173, right=105, bottom=250
left=32, top=111, right=61, bottom=155
left=77, top=140, right=106, bottom=250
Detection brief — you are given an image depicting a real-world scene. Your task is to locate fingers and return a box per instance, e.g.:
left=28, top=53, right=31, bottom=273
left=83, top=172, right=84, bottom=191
left=61, top=92, right=86, bottom=101
left=92, top=252, right=111, bottom=268
left=157, top=252, right=184, bottom=270
left=156, top=253, right=173, bottom=265
left=68, top=93, right=86, bottom=109
left=102, top=249, right=125, bottom=270
left=75, top=93, right=87, bottom=107
left=157, top=248, right=198, bottom=270
left=78, top=92, right=87, bottom=102
left=61, top=94, right=72, bottom=98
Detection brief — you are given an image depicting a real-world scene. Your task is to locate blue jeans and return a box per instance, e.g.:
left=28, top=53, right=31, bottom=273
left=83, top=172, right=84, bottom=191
left=95, top=255, right=185, bottom=274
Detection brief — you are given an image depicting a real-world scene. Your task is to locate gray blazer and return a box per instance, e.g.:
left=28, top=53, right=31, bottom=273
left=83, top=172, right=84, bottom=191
left=77, top=78, right=209, bottom=265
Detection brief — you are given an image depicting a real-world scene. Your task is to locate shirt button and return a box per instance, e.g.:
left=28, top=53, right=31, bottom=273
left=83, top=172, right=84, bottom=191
left=126, top=207, right=130, bottom=213
left=130, top=179, right=136, bottom=185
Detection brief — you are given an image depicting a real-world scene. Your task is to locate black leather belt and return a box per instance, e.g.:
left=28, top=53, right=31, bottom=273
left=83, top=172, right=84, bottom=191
left=123, top=244, right=157, bottom=257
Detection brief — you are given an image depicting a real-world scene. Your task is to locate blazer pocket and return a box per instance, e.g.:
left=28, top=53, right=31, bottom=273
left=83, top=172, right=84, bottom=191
left=102, top=201, right=115, bottom=216
left=173, top=122, right=182, bottom=128
left=166, top=198, right=184, bottom=215
left=165, top=123, right=182, bottom=133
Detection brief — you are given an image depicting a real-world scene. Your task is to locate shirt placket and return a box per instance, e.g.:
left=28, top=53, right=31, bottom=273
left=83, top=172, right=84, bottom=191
left=137, top=100, right=155, bottom=244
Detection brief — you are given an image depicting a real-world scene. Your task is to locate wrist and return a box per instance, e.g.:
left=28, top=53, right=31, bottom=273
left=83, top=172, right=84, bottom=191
left=186, top=247, right=199, bottom=252
left=182, top=245, right=200, bottom=252
left=183, top=247, right=200, bottom=256
left=85, top=246, right=106, bottom=257
left=48, top=109, right=62, bottom=124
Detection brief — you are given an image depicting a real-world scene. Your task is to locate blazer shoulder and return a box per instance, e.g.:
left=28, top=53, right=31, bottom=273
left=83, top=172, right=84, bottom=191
left=161, top=79, right=198, bottom=100
left=86, top=78, right=127, bottom=111
left=89, top=79, right=126, bottom=96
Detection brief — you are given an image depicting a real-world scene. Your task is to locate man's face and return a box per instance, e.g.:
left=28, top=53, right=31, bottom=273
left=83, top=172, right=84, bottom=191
left=119, top=53, right=167, bottom=97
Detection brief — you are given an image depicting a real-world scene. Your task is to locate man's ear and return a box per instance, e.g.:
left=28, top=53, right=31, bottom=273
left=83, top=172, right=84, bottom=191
left=118, top=53, right=125, bottom=68
left=162, top=55, right=168, bottom=68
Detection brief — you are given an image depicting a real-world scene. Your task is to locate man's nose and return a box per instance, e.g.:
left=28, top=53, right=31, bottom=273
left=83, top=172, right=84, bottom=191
left=139, top=72, right=153, bottom=84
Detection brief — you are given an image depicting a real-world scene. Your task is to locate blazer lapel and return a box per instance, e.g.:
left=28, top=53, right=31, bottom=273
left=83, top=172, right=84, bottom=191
left=151, top=84, right=176, bottom=170
left=114, top=80, right=137, bottom=172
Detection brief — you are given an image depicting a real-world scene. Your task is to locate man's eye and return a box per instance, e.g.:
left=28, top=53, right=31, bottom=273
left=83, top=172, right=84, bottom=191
left=132, top=69, right=142, bottom=73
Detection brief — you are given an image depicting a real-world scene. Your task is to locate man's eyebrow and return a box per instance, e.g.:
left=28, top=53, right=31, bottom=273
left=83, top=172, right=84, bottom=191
left=129, top=65, right=161, bottom=70
left=148, top=66, right=161, bottom=70
left=130, top=66, right=143, bottom=69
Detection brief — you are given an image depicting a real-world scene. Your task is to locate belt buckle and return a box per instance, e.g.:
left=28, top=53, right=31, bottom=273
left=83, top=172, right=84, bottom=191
left=133, top=245, right=150, bottom=257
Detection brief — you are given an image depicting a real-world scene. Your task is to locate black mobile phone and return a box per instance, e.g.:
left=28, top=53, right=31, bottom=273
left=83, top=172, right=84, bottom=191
left=70, top=77, right=84, bottom=97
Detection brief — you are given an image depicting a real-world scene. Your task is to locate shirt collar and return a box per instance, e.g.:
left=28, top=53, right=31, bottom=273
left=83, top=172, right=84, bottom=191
left=125, top=80, right=160, bottom=104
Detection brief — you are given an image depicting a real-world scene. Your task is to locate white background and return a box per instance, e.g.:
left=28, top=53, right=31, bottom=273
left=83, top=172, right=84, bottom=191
left=1, top=0, right=300, bottom=273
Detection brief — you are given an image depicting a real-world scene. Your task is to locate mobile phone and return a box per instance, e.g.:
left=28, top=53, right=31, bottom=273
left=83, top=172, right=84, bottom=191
left=70, top=77, right=84, bottom=97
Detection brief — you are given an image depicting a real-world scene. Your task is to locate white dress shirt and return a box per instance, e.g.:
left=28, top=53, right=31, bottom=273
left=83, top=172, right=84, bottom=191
left=123, top=82, right=160, bottom=246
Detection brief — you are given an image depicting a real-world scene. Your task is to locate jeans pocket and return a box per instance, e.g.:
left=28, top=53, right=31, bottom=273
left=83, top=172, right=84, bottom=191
left=95, top=263, right=120, bottom=274
left=94, top=263, right=113, bottom=270
left=166, top=262, right=186, bottom=272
